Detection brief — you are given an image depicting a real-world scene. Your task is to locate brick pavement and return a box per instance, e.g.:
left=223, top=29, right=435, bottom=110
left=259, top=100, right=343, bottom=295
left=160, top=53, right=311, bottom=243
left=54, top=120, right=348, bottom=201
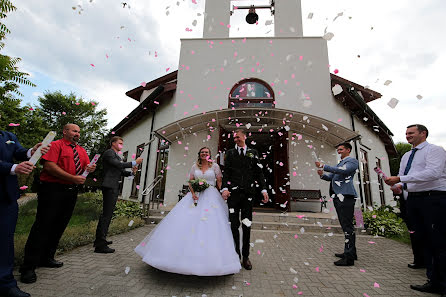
left=17, top=225, right=430, bottom=297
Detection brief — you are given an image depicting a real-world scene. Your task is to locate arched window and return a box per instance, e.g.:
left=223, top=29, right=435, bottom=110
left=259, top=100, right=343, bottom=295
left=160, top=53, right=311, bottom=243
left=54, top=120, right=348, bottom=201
left=228, top=78, right=275, bottom=108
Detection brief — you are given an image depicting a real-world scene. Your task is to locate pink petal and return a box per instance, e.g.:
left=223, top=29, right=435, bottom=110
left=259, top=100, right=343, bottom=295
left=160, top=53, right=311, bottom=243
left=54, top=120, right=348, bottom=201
left=257, top=250, right=261, bottom=255
left=136, top=185, right=140, bottom=189
left=360, top=269, right=366, bottom=272
left=93, top=178, right=97, bottom=182
left=132, top=154, right=136, bottom=159
left=111, top=131, right=115, bottom=134
left=368, top=241, right=375, bottom=244
left=166, top=67, right=170, bottom=72
left=62, top=112, right=66, bottom=115
left=8, top=123, right=20, bottom=127
left=374, top=282, right=380, bottom=288
left=315, top=267, right=320, bottom=272
left=19, top=186, right=28, bottom=190
left=140, top=82, right=147, bottom=87
left=334, top=69, right=339, bottom=74
left=90, top=64, right=95, bottom=67
left=292, top=285, right=298, bottom=289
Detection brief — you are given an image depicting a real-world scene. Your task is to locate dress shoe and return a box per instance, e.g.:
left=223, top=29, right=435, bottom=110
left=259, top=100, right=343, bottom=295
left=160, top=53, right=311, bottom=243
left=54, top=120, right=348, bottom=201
left=242, top=257, right=252, bottom=270
left=2, top=287, right=30, bottom=297
left=407, top=263, right=425, bottom=269
left=335, top=253, right=357, bottom=260
left=106, top=240, right=113, bottom=245
left=20, top=269, right=37, bottom=284
left=39, top=258, right=63, bottom=268
left=410, top=281, right=442, bottom=293
left=334, top=258, right=354, bottom=266
left=94, top=246, right=115, bottom=254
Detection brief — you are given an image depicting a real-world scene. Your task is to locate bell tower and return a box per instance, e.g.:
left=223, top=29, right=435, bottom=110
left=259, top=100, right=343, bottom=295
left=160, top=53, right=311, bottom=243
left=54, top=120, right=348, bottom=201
left=203, top=0, right=303, bottom=38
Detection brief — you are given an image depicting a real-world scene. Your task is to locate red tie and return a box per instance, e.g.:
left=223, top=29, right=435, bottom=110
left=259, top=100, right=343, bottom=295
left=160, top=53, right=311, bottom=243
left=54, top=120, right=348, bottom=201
left=70, top=144, right=83, bottom=175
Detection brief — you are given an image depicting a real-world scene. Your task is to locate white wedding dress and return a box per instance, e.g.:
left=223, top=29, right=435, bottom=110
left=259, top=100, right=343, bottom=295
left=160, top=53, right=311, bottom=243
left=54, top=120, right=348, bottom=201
left=135, top=163, right=241, bottom=276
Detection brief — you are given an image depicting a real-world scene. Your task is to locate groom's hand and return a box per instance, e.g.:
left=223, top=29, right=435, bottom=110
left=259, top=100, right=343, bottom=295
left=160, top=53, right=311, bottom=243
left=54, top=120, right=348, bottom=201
left=222, top=190, right=230, bottom=200
left=262, top=192, right=269, bottom=203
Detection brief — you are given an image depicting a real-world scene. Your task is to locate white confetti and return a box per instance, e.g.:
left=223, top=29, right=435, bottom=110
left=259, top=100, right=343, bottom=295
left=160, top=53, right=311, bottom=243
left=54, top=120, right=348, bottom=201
left=384, top=80, right=392, bottom=86
left=124, top=266, right=130, bottom=274
left=255, top=239, right=265, bottom=243
left=290, top=267, right=297, bottom=274
left=246, top=123, right=252, bottom=129
left=387, top=98, right=399, bottom=109
left=229, top=208, right=235, bottom=213
left=416, top=94, right=423, bottom=100
left=293, top=277, right=299, bottom=283
left=265, top=20, right=273, bottom=26
left=201, top=217, right=208, bottom=221
left=300, top=227, right=305, bottom=234
left=332, top=84, right=343, bottom=95
left=128, top=220, right=134, bottom=227
left=323, top=32, right=335, bottom=41
left=242, top=218, right=252, bottom=227
left=317, top=221, right=323, bottom=227
left=232, top=286, right=237, bottom=290
left=307, top=12, right=313, bottom=19
left=337, top=193, right=345, bottom=202
left=321, top=124, right=328, bottom=131
left=304, top=262, right=309, bottom=266
left=328, top=232, right=334, bottom=237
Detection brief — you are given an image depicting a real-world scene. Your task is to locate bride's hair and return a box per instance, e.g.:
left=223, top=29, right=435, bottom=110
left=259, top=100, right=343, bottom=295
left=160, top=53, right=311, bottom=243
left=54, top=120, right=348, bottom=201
left=196, top=147, right=213, bottom=169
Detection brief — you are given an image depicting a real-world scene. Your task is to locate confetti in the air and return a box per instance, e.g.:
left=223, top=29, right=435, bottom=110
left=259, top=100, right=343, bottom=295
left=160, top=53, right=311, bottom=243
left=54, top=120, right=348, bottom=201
left=323, top=32, right=334, bottom=41
left=19, top=186, right=28, bottom=190
left=384, top=80, right=392, bottom=86
left=8, top=123, right=20, bottom=127
left=307, top=12, right=313, bottom=19
left=387, top=98, right=399, bottom=109
left=128, top=220, right=134, bottom=227
left=124, top=267, right=130, bottom=274
left=416, top=95, right=423, bottom=100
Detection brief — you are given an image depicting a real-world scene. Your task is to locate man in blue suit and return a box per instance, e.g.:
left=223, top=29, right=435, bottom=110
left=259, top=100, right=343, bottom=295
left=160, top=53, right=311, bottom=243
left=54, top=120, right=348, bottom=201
left=316, top=142, right=359, bottom=266
left=0, top=129, right=49, bottom=297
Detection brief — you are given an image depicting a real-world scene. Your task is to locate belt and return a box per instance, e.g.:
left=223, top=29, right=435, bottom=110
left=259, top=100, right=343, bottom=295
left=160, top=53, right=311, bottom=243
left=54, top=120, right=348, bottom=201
left=40, top=182, right=79, bottom=191
left=408, top=191, right=446, bottom=197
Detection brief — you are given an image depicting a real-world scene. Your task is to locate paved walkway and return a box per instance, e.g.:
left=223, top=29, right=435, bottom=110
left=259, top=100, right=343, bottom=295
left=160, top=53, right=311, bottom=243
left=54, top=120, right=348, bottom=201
left=17, top=225, right=429, bottom=297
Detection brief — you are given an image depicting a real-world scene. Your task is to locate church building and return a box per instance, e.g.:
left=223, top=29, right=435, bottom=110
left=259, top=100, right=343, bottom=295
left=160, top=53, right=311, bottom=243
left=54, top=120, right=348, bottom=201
left=111, top=0, right=396, bottom=212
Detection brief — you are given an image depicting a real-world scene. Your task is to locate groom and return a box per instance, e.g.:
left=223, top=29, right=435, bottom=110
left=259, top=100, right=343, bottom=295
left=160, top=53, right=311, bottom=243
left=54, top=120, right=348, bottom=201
left=222, top=129, right=268, bottom=270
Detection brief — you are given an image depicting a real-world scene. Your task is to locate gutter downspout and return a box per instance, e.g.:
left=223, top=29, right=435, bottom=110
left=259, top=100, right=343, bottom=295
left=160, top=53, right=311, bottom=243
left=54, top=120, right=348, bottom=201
left=350, top=112, right=365, bottom=206
left=141, top=110, right=156, bottom=205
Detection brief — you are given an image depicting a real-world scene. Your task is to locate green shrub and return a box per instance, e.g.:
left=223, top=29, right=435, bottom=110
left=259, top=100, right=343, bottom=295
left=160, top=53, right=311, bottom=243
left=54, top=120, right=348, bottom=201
left=113, top=200, right=143, bottom=219
left=363, top=205, right=406, bottom=237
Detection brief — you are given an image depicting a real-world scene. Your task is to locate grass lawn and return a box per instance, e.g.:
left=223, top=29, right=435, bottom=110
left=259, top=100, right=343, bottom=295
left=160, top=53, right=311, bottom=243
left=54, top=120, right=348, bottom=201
left=14, top=192, right=145, bottom=265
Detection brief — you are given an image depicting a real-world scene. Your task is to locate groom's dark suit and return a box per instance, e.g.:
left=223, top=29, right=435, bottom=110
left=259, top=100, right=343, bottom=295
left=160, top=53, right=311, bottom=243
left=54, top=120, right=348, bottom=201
left=222, top=147, right=266, bottom=258
left=0, top=131, right=29, bottom=292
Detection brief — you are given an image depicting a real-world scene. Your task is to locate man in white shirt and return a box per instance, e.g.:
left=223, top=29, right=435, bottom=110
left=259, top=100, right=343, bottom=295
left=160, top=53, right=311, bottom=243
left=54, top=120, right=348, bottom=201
left=386, top=124, right=446, bottom=296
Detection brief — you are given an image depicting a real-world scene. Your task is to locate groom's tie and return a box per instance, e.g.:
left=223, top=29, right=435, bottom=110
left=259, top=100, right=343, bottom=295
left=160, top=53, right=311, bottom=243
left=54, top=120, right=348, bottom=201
left=239, top=148, right=244, bottom=156
left=403, top=148, right=418, bottom=190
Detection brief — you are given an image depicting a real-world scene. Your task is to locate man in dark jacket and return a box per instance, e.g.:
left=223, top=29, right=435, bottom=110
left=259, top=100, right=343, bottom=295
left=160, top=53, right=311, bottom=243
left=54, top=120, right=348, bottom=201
left=0, top=129, right=49, bottom=297
left=93, top=136, right=142, bottom=253
left=221, top=129, right=268, bottom=270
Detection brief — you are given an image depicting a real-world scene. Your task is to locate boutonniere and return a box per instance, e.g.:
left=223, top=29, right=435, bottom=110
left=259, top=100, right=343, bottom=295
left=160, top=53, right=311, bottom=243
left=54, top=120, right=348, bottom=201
left=246, top=152, right=255, bottom=158
left=5, top=140, right=15, bottom=144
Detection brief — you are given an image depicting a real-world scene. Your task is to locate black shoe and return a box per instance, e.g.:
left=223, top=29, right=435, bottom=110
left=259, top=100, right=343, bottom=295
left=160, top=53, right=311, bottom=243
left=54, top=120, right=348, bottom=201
left=20, top=269, right=37, bottom=284
left=407, top=263, right=425, bottom=269
left=3, top=287, right=30, bottom=297
left=106, top=240, right=113, bottom=245
left=94, top=246, right=115, bottom=254
left=335, top=253, right=358, bottom=260
left=410, top=281, right=442, bottom=293
left=334, top=258, right=354, bottom=266
left=39, top=258, right=63, bottom=268
left=242, top=257, right=252, bottom=270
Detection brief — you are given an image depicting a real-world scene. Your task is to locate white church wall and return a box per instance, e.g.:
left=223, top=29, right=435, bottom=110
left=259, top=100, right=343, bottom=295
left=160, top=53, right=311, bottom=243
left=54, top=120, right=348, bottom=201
left=354, top=117, right=393, bottom=207
left=154, top=37, right=350, bottom=131
left=119, top=114, right=156, bottom=201
left=162, top=128, right=220, bottom=206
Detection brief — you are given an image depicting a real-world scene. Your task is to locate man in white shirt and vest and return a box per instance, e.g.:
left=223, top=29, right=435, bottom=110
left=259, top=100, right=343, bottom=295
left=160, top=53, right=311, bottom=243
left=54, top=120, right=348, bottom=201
left=386, top=124, right=446, bottom=297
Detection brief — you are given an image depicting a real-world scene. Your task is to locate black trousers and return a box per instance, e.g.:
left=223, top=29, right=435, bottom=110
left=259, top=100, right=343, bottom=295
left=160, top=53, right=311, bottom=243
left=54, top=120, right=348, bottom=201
left=21, top=183, right=78, bottom=271
left=333, top=195, right=357, bottom=260
left=407, top=194, right=446, bottom=293
left=228, top=189, right=253, bottom=258
left=94, top=187, right=119, bottom=248
left=0, top=199, right=18, bottom=291
left=399, top=196, right=424, bottom=264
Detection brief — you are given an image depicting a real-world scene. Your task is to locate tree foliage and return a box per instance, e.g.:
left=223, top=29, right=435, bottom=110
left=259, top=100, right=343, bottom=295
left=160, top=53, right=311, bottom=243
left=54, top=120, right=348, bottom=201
left=0, top=0, right=35, bottom=98
left=37, top=91, right=108, bottom=154
left=389, top=142, right=412, bottom=176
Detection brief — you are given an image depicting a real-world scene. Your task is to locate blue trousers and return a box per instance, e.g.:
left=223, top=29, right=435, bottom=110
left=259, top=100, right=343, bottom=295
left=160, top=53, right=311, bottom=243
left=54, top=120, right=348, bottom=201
left=0, top=199, right=18, bottom=290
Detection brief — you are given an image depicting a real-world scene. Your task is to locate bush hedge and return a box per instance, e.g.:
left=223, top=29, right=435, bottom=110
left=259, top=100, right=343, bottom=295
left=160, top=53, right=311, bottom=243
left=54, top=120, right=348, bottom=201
left=363, top=204, right=406, bottom=238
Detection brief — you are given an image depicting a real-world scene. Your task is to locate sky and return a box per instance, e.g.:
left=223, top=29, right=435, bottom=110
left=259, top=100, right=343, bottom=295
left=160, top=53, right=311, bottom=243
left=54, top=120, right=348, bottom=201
left=3, top=0, right=446, bottom=148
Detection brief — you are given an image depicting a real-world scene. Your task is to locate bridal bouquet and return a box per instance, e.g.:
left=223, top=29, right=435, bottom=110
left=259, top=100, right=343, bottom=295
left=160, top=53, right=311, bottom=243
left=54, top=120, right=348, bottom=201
left=189, top=178, right=210, bottom=206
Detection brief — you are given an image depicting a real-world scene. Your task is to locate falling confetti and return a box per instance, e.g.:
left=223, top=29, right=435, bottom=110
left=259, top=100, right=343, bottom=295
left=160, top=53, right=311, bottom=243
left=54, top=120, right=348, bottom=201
left=128, top=220, right=134, bottom=227
left=124, top=267, right=130, bottom=274
left=308, top=12, right=313, bottom=19
left=323, top=32, right=334, bottom=41
left=384, top=80, right=392, bottom=86
left=19, top=186, right=28, bottom=190
left=5, top=140, right=15, bottom=144
left=289, top=267, right=297, bottom=274
left=387, top=98, right=399, bottom=109
left=8, top=123, right=20, bottom=127
left=332, top=84, right=343, bottom=95
left=416, top=95, right=423, bottom=100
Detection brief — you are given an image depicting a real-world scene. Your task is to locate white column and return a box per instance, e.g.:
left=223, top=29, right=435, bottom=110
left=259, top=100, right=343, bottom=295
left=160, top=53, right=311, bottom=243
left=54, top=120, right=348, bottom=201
left=274, top=0, right=303, bottom=37
left=203, top=0, right=231, bottom=39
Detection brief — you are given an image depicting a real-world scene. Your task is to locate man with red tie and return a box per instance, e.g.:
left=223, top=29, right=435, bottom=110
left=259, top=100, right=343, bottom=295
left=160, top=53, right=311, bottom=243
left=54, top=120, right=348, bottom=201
left=386, top=124, right=446, bottom=297
left=20, top=124, right=96, bottom=284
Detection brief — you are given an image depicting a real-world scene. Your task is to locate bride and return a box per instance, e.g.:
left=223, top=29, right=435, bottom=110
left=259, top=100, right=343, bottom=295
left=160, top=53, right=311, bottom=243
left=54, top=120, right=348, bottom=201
left=135, top=147, right=241, bottom=276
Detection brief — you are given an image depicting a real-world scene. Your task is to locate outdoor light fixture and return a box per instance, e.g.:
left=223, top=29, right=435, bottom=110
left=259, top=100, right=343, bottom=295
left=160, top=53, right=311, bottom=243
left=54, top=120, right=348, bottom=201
left=230, top=0, right=275, bottom=25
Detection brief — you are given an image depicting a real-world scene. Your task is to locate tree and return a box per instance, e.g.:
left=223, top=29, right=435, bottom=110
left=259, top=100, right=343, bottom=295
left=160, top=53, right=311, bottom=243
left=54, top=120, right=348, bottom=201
left=37, top=91, right=108, bottom=154
left=389, top=142, right=412, bottom=176
left=0, top=0, right=35, bottom=98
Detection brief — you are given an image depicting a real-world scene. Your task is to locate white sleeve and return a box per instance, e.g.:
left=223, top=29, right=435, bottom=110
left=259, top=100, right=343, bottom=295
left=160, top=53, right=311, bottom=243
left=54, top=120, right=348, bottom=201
left=213, top=163, right=223, bottom=179
left=400, top=145, right=446, bottom=183
left=189, top=164, right=196, bottom=180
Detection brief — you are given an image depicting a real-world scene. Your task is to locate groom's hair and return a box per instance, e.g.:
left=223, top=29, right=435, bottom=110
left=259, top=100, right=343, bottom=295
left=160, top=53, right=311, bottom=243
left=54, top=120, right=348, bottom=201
left=336, top=142, right=352, bottom=151
left=234, top=128, right=247, bottom=136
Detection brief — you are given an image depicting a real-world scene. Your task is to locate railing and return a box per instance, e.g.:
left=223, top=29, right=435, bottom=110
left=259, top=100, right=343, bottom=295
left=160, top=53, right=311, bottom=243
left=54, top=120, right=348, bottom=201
left=141, top=175, right=164, bottom=217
